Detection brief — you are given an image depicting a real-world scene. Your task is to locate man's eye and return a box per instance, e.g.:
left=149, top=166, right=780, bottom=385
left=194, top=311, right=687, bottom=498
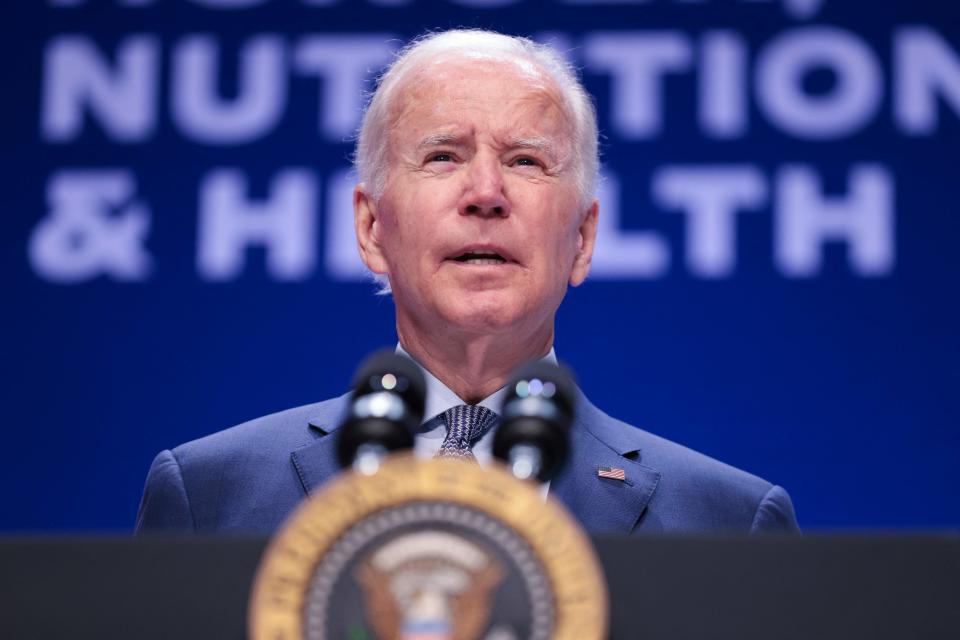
left=512, top=156, right=539, bottom=167
left=427, top=153, right=453, bottom=162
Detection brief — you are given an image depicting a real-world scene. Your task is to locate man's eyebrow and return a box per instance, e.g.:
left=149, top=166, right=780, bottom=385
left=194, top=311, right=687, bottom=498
left=508, top=137, right=560, bottom=159
left=416, top=132, right=466, bottom=149
left=414, top=133, right=562, bottom=161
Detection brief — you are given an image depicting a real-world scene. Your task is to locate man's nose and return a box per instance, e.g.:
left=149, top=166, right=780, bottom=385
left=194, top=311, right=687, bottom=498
left=459, top=155, right=510, bottom=218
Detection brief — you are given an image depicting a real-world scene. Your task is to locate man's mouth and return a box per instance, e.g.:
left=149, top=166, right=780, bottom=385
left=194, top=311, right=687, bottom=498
left=447, top=249, right=510, bottom=265
left=447, top=245, right=514, bottom=266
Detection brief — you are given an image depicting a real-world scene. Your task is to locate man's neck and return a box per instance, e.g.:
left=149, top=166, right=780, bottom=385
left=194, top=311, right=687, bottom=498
left=397, top=321, right=554, bottom=404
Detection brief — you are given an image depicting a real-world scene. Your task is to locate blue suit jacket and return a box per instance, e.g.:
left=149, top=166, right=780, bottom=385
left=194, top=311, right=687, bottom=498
left=136, top=391, right=799, bottom=535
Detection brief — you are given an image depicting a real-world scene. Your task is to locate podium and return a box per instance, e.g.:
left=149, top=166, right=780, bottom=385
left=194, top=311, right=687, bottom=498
left=2, top=535, right=958, bottom=639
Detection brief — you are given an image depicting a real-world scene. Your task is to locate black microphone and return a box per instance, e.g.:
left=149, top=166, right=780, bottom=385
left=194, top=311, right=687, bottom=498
left=336, top=350, right=427, bottom=472
left=493, top=360, right=576, bottom=482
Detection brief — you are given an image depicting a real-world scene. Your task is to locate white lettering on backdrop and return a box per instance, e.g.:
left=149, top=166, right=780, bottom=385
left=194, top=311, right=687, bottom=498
left=31, top=6, right=959, bottom=283
left=29, top=171, right=153, bottom=282
left=197, top=169, right=318, bottom=280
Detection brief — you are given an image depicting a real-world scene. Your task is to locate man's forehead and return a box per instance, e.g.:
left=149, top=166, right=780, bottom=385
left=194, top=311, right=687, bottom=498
left=390, top=61, right=573, bottom=146
left=393, top=58, right=565, bottom=116
left=416, top=54, right=552, bottom=86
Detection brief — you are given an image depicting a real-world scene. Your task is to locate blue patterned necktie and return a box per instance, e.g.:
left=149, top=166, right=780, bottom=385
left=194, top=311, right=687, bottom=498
left=436, top=404, right=499, bottom=461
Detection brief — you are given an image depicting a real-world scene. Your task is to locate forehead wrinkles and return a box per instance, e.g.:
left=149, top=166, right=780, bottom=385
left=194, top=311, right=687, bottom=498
left=386, top=60, right=575, bottom=161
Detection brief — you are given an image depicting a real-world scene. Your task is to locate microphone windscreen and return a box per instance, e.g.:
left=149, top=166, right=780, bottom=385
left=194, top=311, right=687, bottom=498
left=351, top=350, right=427, bottom=423
left=504, top=360, right=577, bottom=419
left=494, top=360, right=577, bottom=482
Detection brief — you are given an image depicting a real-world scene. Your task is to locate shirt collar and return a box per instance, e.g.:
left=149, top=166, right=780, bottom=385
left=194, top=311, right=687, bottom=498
left=395, top=343, right=558, bottom=426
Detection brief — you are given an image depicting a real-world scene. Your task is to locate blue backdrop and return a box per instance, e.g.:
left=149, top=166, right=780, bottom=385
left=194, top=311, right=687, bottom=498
left=3, top=0, right=958, bottom=532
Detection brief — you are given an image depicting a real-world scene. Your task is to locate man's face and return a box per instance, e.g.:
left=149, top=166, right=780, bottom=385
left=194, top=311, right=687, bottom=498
left=356, top=58, right=597, bottom=339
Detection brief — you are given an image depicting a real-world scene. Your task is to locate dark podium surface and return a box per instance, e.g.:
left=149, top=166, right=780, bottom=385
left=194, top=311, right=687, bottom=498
left=2, top=535, right=958, bottom=639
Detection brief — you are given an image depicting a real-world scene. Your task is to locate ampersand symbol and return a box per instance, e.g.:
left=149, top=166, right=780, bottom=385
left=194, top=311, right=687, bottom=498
left=29, top=170, right=153, bottom=283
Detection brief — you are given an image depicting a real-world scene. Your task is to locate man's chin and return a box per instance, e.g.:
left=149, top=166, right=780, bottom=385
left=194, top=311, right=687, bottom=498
left=439, top=262, right=524, bottom=292
left=436, top=294, right=530, bottom=334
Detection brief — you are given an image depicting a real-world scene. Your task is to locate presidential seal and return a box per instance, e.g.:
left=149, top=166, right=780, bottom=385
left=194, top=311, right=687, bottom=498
left=249, top=455, right=608, bottom=640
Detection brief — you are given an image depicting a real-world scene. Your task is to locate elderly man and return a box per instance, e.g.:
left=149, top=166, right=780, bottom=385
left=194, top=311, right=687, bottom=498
left=136, top=29, right=799, bottom=535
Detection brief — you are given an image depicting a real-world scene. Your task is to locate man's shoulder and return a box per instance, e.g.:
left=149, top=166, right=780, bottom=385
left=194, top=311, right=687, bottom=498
left=169, top=393, right=350, bottom=467
left=580, top=397, right=776, bottom=500
left=578, top=396, right=800, bottom=532
left=137, top=393, right=351, bottom=533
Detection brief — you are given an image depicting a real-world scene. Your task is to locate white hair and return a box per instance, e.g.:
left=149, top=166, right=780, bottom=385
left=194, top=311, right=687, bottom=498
left=354, top=29, right=600, bottom=294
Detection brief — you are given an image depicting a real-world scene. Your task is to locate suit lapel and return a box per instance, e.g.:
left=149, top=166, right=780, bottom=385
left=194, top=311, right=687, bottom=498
left=551, top=393, right=661, bottom=534
left=290, top=395, right=349, bottom=495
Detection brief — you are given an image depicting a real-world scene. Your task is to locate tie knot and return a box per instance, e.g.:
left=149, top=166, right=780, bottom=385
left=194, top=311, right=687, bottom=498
left=437, top=404, right=498, bottom=460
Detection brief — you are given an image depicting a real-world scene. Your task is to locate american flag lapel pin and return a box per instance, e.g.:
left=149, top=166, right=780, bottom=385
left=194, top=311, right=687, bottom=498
left=598, top=466, right=625, bottom=481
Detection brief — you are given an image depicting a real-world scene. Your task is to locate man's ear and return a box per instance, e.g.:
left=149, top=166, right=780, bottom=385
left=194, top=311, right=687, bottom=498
left=569, top=199, right=599, bottom=287
left=354, top=184, right=389, bottom=274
